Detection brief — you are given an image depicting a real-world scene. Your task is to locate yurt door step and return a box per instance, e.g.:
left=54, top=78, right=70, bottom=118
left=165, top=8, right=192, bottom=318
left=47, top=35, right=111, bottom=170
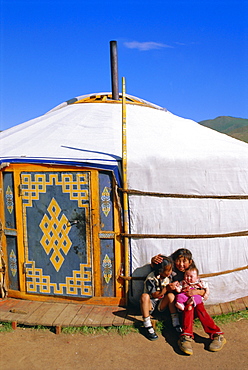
left=1, top=164, right=123, bottom=305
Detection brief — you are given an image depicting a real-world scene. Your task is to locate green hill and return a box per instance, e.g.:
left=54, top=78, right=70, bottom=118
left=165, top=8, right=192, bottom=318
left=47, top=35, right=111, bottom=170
left=199, top=116, right=248, bottom=143
left=227, top=126, right=248, bottom=143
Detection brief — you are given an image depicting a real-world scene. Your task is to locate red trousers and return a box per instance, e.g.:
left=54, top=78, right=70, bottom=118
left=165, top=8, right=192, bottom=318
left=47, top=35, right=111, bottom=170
left=181, top=302, right=223, bottom=339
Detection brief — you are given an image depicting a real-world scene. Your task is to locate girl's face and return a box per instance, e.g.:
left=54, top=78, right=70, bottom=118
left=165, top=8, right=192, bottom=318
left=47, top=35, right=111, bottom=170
left=184, top=269, right=198, bottom=284
left=160, top=264, right=172, bottom=278
left=175, top=257, right=192, bottom=272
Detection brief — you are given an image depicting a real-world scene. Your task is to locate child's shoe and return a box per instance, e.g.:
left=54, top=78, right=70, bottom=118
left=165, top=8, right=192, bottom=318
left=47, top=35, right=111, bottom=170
left=178, top=335, right=193, bottom=355
left=209, top=334, right=226, bottom=352
left=144, top=326, right=158, bottom=341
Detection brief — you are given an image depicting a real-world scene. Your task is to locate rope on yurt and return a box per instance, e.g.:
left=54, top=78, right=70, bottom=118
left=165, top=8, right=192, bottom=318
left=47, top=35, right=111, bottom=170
left=200, top=265, right=248, bottom=278
left=117, top=265, right=248, bottom=281
left=120, top=230, right=248, bottom=239
left=119, top=188, right=248, bottom=199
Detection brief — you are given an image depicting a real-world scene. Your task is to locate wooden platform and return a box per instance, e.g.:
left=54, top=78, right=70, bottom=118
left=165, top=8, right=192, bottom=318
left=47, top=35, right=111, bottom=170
left=0, top=296, right=247, bottom=333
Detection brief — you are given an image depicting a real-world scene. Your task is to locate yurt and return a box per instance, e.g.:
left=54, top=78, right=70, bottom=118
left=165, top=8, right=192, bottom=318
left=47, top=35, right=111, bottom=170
left=0, top=90, right=248, bottom=307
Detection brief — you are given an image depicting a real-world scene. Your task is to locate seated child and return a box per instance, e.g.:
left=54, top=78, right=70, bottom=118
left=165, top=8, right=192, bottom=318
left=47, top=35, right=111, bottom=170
left=175, top=266, right=209, bottom=311
left=140, top=255, right=182, bottom=341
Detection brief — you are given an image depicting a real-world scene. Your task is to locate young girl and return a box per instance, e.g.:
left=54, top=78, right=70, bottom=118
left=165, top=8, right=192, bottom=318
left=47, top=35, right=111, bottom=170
left=151, top=249, right=226, bottom=355
left=175, top=265, right=209, bottom=311
left=140, top=256, right=181, bottom=341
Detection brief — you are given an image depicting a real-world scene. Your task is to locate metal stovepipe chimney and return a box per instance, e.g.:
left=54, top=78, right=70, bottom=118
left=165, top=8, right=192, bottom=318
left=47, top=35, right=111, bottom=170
left=110, top=41, right=119, bottom=100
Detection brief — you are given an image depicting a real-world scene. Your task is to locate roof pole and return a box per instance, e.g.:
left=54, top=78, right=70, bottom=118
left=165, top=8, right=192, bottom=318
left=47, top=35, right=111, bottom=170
left=122, top=77, right=129, bottom=304
left=110, top=41, right=119, bottom=100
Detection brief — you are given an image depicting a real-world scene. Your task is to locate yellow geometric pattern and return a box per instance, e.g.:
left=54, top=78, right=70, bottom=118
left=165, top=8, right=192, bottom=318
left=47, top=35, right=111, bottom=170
left=39, top=198, right=72, bottom=272
left=21, top=172, right=89, bottom=208
left=25, top=260, right=92, bottom=296
left=21, top=171, right=93, bottom=297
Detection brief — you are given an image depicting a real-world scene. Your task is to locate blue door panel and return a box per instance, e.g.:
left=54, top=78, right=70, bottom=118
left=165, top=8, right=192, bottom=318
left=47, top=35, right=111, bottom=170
left=21, top=172, right=92, bottom=298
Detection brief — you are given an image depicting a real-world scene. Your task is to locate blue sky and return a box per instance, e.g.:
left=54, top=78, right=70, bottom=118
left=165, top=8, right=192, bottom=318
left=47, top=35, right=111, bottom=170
left=0, top=0, right=247, bottom=130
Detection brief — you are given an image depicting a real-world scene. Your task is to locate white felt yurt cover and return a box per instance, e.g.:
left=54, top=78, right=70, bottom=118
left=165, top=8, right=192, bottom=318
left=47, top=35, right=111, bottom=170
left=1, top=93, right=248, bottom=305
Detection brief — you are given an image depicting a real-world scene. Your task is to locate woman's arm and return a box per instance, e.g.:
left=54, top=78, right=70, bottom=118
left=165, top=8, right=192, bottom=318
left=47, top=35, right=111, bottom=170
left=185, top=289, right=205, bottom=297
left=185, top=281, right=209, bottom=299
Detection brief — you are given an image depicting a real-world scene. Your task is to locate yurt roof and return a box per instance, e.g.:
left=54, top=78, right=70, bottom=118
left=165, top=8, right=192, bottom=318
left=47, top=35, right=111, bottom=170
left=1, top=92, right=248, bottom=194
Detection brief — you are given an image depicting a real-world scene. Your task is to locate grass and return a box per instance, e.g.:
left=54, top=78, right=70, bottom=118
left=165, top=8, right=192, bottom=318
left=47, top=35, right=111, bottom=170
left=62, top=324, right=139, bottom=336
left=0, top=322, right=12, bottom=332
left=196, top=309, right=248, bottom=327
left=0, top=309, right=247, bottom=335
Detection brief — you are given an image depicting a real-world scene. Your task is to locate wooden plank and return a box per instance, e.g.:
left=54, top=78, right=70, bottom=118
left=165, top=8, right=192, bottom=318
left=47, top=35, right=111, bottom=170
left=0, top=298, right=18, bottom=312
left=111, top=307, right=126, bottom=326
left=220, top=301, right=233, bottom=315
left=16, top=301, right=44, bottom=323
left=37, top=303, right=68, bottom=327
left=23, top=302, right=53, bottom=326
left=211, top=304, right=222, bottom=316
left=8, top=299, right=33, bottom=313
left=2, top=299, right=38, bottom=321
left=0, top=299, right=25, bottom=321
left=82, top=306, right=107, bottom=327
left=242, top=296, right=248, bottom=308
left=69, top=305, right=94, bottom=327
left=205, top=305, right=216, bottom=316
left=0, top=298, right=11, bottom=308
left=124, top=311, right=142, bottom=326
left=97, top=306, right=110, bottom=326
left=231, top=298, right=247, bottom=312
left=53, top=304, right=82, bottom=327
left=13, top=301, right=44, bottom=325
left=100, top=306, right=117, bottom=327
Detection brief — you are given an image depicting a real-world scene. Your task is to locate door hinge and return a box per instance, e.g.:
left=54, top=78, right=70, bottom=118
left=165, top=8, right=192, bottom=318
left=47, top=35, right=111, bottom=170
left=23, top=263, right=27, bottom=274
left=18, top=184, right=25, bottom=196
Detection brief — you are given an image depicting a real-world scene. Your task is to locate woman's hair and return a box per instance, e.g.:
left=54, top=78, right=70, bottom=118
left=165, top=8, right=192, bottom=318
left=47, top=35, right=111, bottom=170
left=153, top=255, right=173, bottom=277
left=171, top=248, right=192, bottom=262
left=171, top=248, right=197, bottom=269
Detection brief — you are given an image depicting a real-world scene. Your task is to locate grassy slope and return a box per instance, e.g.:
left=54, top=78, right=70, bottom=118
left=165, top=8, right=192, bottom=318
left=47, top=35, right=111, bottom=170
left=199, top=116, right=248, bottom=143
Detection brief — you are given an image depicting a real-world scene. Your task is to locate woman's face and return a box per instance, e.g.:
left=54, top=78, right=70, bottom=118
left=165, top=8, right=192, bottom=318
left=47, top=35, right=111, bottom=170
left=175, top=257, right=192, bottom=272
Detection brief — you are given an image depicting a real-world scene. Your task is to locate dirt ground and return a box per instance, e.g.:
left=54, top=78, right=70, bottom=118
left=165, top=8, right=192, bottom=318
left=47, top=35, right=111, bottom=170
left=0, top=319, right=247, bottom=370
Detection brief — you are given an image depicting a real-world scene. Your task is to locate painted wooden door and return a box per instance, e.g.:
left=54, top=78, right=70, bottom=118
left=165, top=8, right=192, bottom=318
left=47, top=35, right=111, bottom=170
left=21, top=171, right=93, bottom=298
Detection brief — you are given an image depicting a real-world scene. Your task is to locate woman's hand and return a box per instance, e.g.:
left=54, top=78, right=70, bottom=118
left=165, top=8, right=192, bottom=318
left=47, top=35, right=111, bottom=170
left=151, top=254, right=164, bottom=266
